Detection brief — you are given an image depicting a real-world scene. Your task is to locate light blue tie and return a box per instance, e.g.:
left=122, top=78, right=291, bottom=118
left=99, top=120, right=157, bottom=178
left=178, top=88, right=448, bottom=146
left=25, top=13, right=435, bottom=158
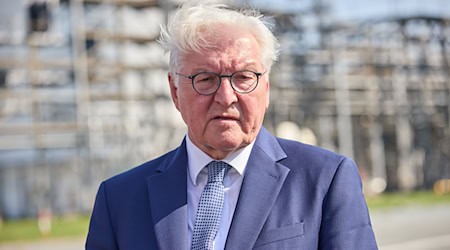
left=191, top=161, right=231, bottom=250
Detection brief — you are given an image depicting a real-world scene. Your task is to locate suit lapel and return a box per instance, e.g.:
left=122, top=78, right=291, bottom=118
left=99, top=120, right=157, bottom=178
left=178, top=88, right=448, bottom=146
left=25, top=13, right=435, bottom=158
left=225, top=128, right=290, bottom=249
left=147, top=140, right=189, bottom=250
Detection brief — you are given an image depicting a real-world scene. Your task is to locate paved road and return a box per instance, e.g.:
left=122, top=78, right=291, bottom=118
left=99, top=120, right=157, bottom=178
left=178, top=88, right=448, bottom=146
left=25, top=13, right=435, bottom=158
left=1, top=204, right=449, bottom=250
left=371, top=204, right=450, bottom=250
left=0, top=237, right=84, bottom=250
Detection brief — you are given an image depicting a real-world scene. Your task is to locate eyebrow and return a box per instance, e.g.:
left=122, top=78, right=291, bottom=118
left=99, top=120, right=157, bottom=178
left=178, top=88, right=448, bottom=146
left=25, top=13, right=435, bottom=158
left=189, top=63, right=260, bottom=73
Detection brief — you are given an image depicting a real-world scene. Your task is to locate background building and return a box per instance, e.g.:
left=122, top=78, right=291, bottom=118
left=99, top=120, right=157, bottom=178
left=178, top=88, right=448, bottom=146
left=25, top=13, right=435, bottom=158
left=0, top=0, right=449, bottom=219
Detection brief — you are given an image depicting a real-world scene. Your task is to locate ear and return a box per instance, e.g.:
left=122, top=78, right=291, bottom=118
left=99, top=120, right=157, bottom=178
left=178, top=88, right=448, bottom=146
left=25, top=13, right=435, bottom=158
left=265, top=78, right=270, bottom=109
left=168, top=73, right=180, bottom=111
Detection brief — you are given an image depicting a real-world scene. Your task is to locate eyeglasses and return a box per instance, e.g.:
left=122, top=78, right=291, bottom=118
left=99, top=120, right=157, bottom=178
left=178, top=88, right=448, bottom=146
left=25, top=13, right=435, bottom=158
left=176, top=70, right=265, bottom=96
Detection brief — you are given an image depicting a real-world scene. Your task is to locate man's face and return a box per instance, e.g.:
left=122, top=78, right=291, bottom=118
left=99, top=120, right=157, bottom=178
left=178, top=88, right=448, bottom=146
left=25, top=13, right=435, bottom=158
left=169, top=25, right=270, bottom=159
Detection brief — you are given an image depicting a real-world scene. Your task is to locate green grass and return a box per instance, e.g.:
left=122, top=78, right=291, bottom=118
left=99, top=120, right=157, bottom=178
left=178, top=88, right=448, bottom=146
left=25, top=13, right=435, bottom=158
left=0, top=215, right=90, bottom=243
left=0, top=191, right=449, bottom=243
left=366, top=191, right=450, bottom=210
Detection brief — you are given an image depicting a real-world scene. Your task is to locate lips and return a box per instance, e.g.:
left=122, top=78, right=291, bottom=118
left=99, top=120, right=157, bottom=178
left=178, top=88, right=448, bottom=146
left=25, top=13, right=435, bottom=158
left=213, top=114, right=239, bottom=121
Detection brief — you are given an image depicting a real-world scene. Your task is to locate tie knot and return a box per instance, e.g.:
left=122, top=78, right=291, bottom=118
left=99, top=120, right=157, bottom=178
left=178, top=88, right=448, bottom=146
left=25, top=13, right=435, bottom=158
left=207, top=161, right=231, bottom=183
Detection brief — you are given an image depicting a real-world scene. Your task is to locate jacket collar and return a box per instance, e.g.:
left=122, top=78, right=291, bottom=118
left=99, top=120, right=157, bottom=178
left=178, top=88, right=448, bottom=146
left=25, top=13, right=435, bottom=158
left=147, top=139, right=189, bottom=250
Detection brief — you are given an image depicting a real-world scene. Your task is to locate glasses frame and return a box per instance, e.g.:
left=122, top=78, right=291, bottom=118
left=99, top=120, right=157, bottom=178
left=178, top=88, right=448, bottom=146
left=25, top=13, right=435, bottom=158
left=176, top=70, right=265, bottom=96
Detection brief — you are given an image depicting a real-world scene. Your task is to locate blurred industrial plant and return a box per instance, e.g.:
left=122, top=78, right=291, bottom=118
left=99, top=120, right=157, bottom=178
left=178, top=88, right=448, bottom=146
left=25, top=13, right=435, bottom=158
left=0, top=0, right=449, bottom=219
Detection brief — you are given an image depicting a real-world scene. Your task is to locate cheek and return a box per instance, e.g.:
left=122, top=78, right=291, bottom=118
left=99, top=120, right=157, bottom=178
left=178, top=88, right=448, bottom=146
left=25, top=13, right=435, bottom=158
left=180, top=97, right=209, bottom=127
left=177, top=95, right=195, bottom=126
left=248, top=91, right=269, bottom=127
left=241, top=98, right=265, bottom=127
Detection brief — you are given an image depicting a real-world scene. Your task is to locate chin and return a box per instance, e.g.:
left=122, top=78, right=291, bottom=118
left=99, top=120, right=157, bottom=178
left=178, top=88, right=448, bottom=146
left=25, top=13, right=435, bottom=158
left=210, top=132, right=245, bottom=150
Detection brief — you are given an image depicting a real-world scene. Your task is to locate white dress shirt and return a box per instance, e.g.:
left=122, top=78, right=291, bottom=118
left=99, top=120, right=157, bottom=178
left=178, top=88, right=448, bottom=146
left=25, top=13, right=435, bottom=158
left=186, top=134, right=255, bottom=250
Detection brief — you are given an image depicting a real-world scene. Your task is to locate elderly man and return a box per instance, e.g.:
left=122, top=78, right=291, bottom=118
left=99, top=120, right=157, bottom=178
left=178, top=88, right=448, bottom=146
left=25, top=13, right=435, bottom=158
left=86, top=2, right=378, bottom=250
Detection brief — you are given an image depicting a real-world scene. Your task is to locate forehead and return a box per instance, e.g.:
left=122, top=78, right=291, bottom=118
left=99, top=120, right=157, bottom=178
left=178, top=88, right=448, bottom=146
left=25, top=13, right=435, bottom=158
left=179, top=25, right=263, bottom=72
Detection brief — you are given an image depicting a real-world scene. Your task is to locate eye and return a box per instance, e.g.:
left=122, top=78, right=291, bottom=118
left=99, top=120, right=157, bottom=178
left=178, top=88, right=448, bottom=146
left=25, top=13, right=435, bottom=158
left=237, top=74, right=252, bottom=80
left=233, top=71, right=256, bottom=82
left=198, top=77, right=212, bottom=82
left=195, top=73, right=217, bottom=83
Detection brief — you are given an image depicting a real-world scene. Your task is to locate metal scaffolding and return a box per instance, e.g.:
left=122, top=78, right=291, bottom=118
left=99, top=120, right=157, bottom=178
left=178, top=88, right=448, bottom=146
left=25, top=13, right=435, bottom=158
left=268, top=14, right=450, bottom=193
left=0, top=0, right=185, bottom=218
left=1, top=1, right=449, bottom=218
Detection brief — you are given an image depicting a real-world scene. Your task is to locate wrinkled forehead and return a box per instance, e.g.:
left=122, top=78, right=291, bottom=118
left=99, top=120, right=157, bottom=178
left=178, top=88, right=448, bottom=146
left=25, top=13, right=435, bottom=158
left=176, top=24, right=263, bottom=71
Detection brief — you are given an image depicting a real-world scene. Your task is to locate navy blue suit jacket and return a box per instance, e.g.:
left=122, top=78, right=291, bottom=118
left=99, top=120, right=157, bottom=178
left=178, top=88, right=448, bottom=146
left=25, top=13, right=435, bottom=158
left=86, top=127, right=378, bottom=249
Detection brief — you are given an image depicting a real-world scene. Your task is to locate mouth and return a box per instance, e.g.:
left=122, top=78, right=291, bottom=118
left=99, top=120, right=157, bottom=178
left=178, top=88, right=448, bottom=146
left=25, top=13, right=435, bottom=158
left=213, top=114, right=239, bottom=121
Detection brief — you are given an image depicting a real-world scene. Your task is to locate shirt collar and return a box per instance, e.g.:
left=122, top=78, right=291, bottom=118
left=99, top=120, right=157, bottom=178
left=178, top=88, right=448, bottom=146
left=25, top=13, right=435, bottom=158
left=185, top=134, right=255, bottom=185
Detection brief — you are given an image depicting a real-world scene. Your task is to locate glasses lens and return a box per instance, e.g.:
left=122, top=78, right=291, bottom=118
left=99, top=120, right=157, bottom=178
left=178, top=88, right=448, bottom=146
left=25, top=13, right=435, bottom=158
left=231, top=71, right=258, bottom=93
left=193, top=73, right=220, bottom=95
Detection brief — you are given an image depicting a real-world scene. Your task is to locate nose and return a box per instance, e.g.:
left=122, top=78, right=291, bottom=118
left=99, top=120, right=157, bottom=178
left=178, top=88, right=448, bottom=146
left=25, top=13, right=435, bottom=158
left=214, top=76, right=238, bottom=106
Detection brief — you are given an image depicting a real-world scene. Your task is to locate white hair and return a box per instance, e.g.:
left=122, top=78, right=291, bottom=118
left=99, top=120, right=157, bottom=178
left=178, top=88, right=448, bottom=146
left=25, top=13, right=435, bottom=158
left=158, top=1, right=280, bottom=78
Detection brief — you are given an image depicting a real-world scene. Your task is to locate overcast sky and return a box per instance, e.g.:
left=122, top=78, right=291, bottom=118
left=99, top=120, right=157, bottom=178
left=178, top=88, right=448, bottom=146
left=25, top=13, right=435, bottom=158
left=331, top=0, right=450, bottom=20
left=1, top=0, right=450, bottom=31
left=248, top=0, right=450, bottom=21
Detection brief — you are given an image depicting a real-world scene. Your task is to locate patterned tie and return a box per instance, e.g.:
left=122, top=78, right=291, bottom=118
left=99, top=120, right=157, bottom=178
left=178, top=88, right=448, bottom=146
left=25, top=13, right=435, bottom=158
left=191, top=161, right=231, bottom=250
